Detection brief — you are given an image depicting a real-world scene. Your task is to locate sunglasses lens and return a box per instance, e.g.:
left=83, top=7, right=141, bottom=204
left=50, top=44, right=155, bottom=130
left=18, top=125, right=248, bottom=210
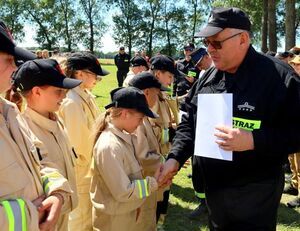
left=202, top=39, right=222, bottom=49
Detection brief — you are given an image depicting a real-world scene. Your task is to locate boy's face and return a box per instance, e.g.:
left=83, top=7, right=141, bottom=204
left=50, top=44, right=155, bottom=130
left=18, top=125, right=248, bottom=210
left=144, top=88, right=159, bottom=108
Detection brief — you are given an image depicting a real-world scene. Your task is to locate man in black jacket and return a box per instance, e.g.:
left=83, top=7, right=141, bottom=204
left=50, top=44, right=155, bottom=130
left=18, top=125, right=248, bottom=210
left=114, top=46, right=130, bottom=87
left=159, top=7, right=300, bottom=231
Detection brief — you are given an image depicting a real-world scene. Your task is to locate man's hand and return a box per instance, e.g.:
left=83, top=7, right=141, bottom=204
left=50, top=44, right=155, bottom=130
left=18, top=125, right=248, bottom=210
left=38, top=193, right=63, bottom=231
left=214, top=125, right=254, bottom=151
left=158, top=158, right=180, bottom=187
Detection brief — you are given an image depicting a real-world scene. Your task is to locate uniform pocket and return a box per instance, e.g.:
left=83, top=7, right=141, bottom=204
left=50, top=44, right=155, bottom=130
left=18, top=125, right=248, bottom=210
left=0, top=162, right=29, bottom=197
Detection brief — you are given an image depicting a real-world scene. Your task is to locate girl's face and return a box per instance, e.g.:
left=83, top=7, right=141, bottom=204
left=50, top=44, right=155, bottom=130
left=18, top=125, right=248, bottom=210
left=155, top=70, right=174, bottom=86
left=122, top=109, right=144, bottom=133
left=30, top=85, right=67, bottom=116
left=0, top=52, right=16, bottom=93
left=77, top=70, right=98, bottom=90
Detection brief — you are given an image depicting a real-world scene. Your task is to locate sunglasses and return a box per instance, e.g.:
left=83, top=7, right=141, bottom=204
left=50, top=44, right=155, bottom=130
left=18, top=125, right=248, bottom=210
left=202, top=32, right=243, bottom=50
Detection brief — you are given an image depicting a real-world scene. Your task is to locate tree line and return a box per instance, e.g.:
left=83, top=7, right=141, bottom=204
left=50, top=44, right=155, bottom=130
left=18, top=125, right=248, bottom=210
left=1, top=0, right=299, bottom=57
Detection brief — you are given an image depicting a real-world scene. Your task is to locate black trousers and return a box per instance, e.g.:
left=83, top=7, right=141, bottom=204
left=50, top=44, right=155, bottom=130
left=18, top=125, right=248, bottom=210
left=206, top=172, right=284, bottom=231
left=192, top=155, right=205, bottom=198
left=156, top=190, right=170, bottom=221
left=116, top=70, right=128, bottom=87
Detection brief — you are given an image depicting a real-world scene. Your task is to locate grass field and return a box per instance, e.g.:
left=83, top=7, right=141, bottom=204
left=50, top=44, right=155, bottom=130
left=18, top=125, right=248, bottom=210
left=92, top=64, right=300, bottom=231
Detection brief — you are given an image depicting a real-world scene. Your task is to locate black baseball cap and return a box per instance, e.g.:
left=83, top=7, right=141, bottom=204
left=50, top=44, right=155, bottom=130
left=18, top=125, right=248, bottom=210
left=183, top=42, right=195, bottom=50
left=130, top=56, right=148, bottom=69
left=67, top=52, right=109, bottom=77
left=195, top=7, right=251, bottom=37
left=190, top=48, right=208, bottom=65
left=12, top=59, right=82, bottom=91
left=150, top=55, right=179, bottom=75
left=128, top=72, right=168, bottom=91
left=119, top=46, right=125, bottom=50
left=105, top=87, right=158, bottom=118
left=0, top=21, right=37, bottom=62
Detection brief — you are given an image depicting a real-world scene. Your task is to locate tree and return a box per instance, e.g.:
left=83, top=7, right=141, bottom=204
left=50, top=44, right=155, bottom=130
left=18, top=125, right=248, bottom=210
left=23, top=0, right=59, bottom=49
left=0, top=0, right=25, bottom=42
left=285, top=0, right=296, bottom=50
left=268, top=0, right=277, bottom=52
left=261, top=0, right=268, bottom=52
left=111, top=0, right=143, bottom=56
left=79, top=0, right=106, bottom=53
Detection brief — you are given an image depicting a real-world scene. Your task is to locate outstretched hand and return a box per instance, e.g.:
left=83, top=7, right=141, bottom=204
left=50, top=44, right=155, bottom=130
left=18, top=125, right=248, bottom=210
left=38, top=193, right=63, bottom=231
left=157, top=158, right=180, bottom=188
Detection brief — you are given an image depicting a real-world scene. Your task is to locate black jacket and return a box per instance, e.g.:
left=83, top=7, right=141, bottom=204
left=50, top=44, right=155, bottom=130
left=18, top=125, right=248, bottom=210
left=168, top=46, right=300, bottom=189
left=114, top=53, right=130, bottom=71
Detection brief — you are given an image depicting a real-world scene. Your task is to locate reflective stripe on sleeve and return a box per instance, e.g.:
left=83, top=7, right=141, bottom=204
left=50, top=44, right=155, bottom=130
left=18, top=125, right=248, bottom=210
left=187, top=71, right=197, bottom=77
left=0, top=199, right=27, bottom=231
left=42, top=171, right=61, bottom=194
left=136, top=179, right=149, bottom=199
left=233, top=117, right=261, bottom=131
left=161, top=128, right=169, bottom=144
left=195, top=192, right=205, bottom=199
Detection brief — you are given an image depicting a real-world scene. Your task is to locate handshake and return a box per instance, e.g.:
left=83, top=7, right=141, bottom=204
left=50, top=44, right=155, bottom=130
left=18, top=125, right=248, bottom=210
left=153, top=159, right=180, bottom=188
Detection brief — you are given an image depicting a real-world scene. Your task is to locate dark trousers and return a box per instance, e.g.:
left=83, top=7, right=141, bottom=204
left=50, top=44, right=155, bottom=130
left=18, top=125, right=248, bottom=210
left=117, top=70, right=128, bottom=87
left=156, top=190, right=170, bottom=222
left=192, top=156, right=205, bottom=198
left=206, top=172, right=284, bottom=231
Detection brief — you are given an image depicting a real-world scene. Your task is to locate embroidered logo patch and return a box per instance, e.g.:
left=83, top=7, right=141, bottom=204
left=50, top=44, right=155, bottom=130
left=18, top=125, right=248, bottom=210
left=237, top=102, right=255, bottom=112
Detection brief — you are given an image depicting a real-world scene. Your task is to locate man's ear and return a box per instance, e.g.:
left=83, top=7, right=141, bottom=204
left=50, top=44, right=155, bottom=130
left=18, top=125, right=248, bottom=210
left=143, top=88, right=150, bottom=96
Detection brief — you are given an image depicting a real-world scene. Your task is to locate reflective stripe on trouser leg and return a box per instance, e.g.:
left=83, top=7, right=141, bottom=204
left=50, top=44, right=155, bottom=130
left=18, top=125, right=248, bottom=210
left=0, top=199, right=27, bottom=231
left=195, top=192, right=205, bottom=199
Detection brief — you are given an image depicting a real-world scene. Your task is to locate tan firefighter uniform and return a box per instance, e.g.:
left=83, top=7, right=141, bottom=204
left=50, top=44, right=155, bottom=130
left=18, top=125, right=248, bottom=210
left=289, top=153, right=300, bottom=192
left=0, top=98, right=71, bottom=231
left=149, top=91, right=176, bottom=156
left=22, top=107, right=78, bottom=230
left=59, top=86, right=100, bottom=230
left=135, top=117, right=165, bottom=231
left=90, top=123, right=158, bottom=231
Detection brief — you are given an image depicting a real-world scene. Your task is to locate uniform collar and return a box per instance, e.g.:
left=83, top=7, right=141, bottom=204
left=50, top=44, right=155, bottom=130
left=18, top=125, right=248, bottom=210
left=107, top=123, right=134, bottom=145
left=73, top=86, right=95, bottom=101
left=24, top=107, right=60, bottom=133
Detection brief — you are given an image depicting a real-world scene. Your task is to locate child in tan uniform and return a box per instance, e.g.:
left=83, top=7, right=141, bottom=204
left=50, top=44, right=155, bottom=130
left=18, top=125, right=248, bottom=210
left=149, top=55, right=179, bottom=222
left=128, top=72, right=169, bottom=230
left=0, top=21, right=69, bottom=230
left=12, top=59, right=82, bottom=230
left=90, top=87, right=160, bottom=231
left=59, top=52, right=109, bottom=230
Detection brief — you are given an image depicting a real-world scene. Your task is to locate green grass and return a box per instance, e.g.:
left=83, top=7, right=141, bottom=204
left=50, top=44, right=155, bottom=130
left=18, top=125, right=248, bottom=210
left=92, top=64, right=300, bottom=231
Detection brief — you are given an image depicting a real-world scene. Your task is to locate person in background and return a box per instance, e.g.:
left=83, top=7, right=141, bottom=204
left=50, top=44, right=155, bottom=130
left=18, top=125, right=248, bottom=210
left=0, top=20, right=66, bottom=231
left=290, top=46, right=300, bottom=56
left=289, top=55, right=300, bottom=75
left=13, top=59, right=82, bottom=230
left=123, top=56, right=149, bottom=87
left=159, top=7, right=300, bottom=230
left=36, top=49, right=43, bottom=59
left=59, top=52, right=109, bottom=231
left=42, top=49, right=49, bottom=59
left=283, top=55, right=300, bottom=208
left=90, top=87, right=161, bottom=231
left=275, top=51, right=294, bottom=64
left=114, top=46, right=131, bottom=87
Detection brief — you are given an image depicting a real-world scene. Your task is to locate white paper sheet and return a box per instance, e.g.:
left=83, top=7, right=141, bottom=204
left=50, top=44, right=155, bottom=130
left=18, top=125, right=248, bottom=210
left=194, top=93, right=233, bottom=161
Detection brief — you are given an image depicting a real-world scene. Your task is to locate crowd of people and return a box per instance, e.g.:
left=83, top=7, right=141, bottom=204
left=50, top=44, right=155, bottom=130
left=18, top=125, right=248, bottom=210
left=0, top=6, right=300, bottom=231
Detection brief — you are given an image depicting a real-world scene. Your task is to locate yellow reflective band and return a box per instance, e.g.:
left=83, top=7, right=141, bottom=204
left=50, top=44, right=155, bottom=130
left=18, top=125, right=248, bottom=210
left=188, top=71, right=197, bottom=77
left=233, top=117, right=261, bottom=131
left=1, top=201, right=15, bottom=231
left=16, top=199, right=27, bottom=231
left=195, top=192, right=205, bottom=199
left=0, top=199, right=27, bottom=231
left=136, top=179, right=149, bottom=199
left=161, top=128, right=169, bottom=144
